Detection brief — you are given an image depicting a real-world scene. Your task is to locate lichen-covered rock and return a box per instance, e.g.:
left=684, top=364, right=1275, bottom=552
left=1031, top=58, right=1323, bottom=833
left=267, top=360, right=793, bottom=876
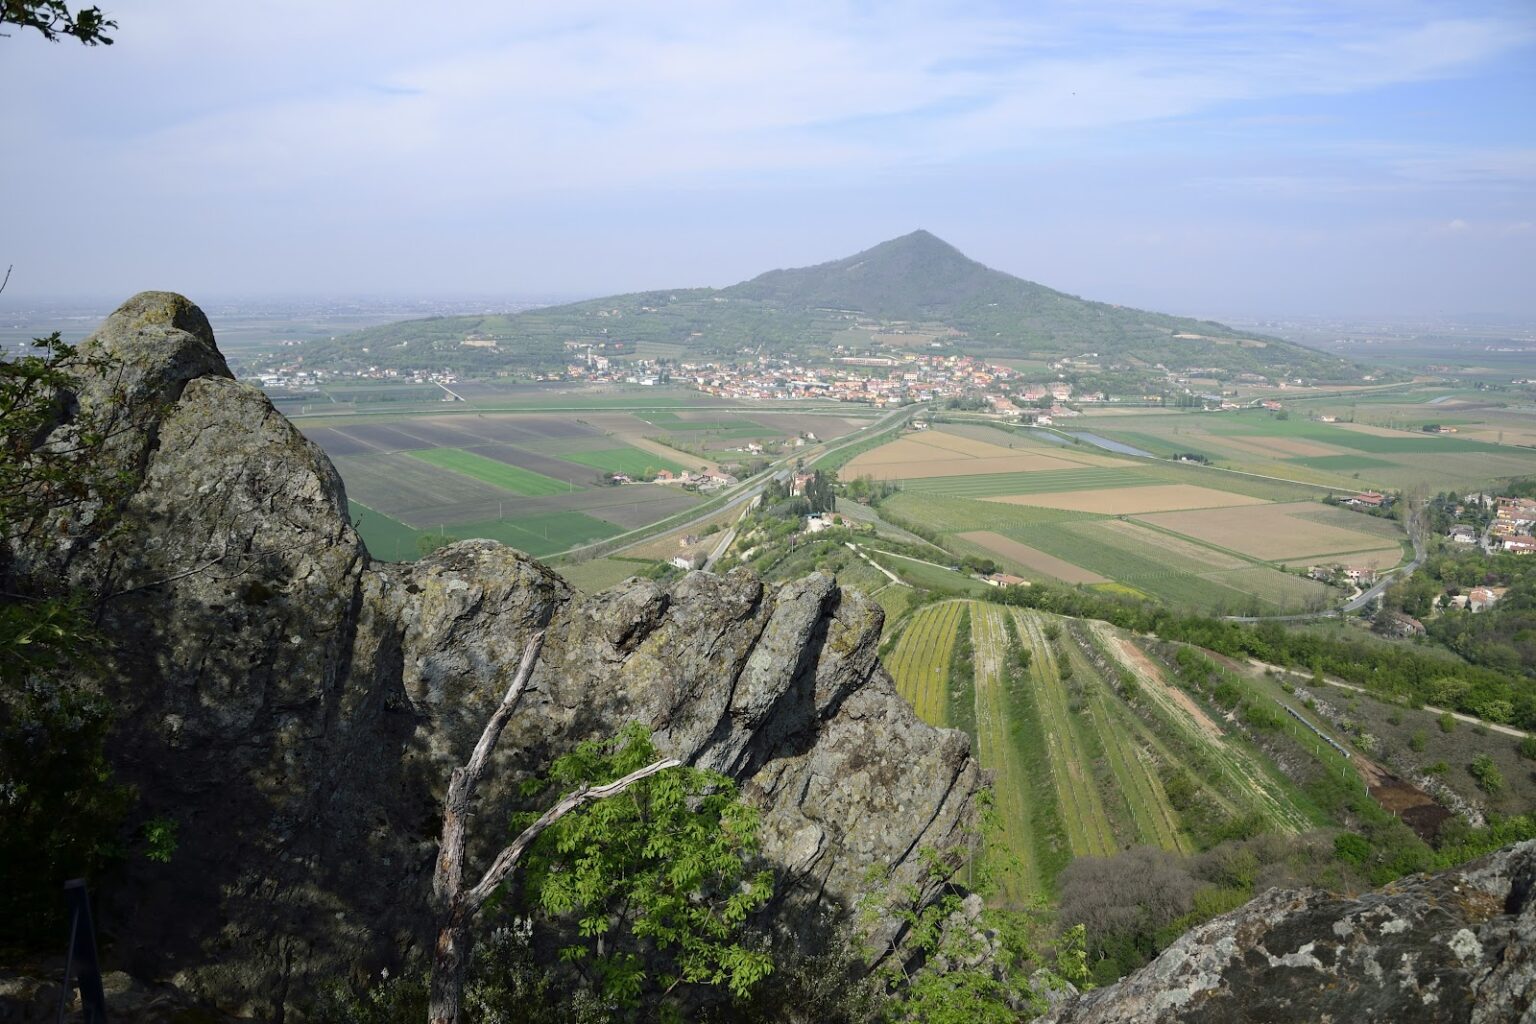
left=2, top=294, right=981, bottom=1019
left=1041, top=840, right=1536, bottom=1024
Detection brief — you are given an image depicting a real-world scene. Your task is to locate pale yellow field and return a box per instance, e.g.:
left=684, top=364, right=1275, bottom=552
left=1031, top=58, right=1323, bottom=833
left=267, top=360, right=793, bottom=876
left=907, top=431, right=1019, bottom=457
left=862, top=456, right=1096, bottom=480
left=1460, top=427, right=1536, bottom=447
left=1334, top=422, right=1413, bottom=438
left=1224, top=434, right=1348, bottom=458
left=1098, top=520, right=1248, bottom=569
left=1134, top=501, right=1405, bottom=562
left=958, top=531, right=1107, bottom=584
left=984, top=484, right=1268, bottom=515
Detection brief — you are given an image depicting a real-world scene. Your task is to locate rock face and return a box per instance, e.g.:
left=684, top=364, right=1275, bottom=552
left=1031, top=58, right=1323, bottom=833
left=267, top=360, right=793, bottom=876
left=1042, top=840, right=1536, bottom=1024
left=3, top=294, right=982, bottom=1018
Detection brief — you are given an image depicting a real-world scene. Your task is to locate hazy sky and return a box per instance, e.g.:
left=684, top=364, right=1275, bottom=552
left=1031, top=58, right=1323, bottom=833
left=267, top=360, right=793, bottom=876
left=3, top=1, right=1533, bottom=317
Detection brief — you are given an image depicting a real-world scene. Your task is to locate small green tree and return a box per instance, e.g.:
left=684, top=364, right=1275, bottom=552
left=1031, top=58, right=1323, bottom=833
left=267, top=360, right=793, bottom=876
left=518, top=723, right=775, bottom=1014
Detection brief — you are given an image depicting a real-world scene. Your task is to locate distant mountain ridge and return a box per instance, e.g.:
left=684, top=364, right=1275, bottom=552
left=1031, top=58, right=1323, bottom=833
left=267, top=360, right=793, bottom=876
left=300, top=231, right=1362, bottom=381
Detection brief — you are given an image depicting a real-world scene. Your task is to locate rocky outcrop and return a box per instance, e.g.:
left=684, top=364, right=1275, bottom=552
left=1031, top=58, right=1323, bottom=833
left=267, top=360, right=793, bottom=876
left=1042, top=840, right=1536, bottom=1024
left=3, top=294, right=981, bottom=1018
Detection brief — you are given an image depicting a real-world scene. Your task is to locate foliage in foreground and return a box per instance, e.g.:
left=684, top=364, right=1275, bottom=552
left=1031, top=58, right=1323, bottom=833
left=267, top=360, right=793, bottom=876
left=0, top=334, right=139, bottom=948
left=515, top=724, right=775, bottom=1014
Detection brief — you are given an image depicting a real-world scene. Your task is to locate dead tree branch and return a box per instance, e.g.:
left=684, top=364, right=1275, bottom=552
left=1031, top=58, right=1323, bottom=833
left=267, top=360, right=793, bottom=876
left=426, top=630, right=682, bottom=1024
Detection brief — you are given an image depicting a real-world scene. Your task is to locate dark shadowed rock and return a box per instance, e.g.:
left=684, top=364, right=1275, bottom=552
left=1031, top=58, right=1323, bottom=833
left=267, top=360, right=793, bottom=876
left=1041, top=840, right=1536, bottom=1024
left=2, top=294, right=981, bottom=1018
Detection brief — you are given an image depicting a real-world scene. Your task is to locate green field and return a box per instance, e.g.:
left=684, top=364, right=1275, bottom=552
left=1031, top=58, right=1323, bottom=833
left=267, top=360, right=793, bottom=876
left=884, top=491, right=1330, bottom=615
left=407, top=447, right=577, bottom=495
left=346, top=499, right=621, bottom=560
left=886, top=601, right=968, bottom=725
left=348, top=500, right=424, bottom=562
left=900, top=467, right=1153, bottom=497
left=880, top=601, right=1356, bottom=900
left=447, top=511, right=622, bottom=557
left=560, top=446, right=689, bottom=477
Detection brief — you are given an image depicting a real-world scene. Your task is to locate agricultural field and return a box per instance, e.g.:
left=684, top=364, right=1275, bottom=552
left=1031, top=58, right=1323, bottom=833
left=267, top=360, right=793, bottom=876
left=1136, top=502, right=1405, bottom=566
left=884, top=600, right=1339, bottom=901
left=851, top=422, right=1383, bottom=613
left=407, top=448, right=576, bottom=495
left=1075, top=406, right=1536, bottom=492
left=560, top=446, right=688, bottom=477
left=288, top=394, right=873, bottom=562
left=884, top=601, right=969, bottom=725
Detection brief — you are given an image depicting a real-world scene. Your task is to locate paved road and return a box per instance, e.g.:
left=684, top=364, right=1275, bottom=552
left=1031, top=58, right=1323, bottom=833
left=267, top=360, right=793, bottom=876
left=567, top=403, right=917, bottom=561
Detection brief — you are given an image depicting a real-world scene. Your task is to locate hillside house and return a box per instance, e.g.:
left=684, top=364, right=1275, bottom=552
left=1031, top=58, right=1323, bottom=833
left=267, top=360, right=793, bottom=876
left=1379, top=611, right=1426, bottom=638
left=670, top=546, right=708, bottom=571
left=1345, top=566, right=1378, bottom=585
left=1503, top=536, right=1536, bottom=555
left=984, top=572, right=1029, bottom=588
left=1346, top=491, right=1386, bottom=508
left=1468, top=587, right=1505, bottom=612
left=1447, top=525, right=1479, bottom=544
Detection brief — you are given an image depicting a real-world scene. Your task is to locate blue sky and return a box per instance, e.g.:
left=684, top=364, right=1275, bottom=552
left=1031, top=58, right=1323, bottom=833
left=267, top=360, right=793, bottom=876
left=2, top=0, right=1533, bottom=317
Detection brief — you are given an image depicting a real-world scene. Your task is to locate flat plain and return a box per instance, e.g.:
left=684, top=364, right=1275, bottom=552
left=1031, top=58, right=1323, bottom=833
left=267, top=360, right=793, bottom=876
left=870, top=424, right=1349, bottom=613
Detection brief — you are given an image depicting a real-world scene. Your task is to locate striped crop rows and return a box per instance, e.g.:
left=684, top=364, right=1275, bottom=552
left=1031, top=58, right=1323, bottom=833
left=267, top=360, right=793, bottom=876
left=887, top=600, right=969, bottom=727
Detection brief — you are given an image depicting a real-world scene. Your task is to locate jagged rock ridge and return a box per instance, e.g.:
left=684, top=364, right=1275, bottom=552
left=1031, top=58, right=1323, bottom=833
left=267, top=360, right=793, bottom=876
left=3, top=293, right=982, bottom=1018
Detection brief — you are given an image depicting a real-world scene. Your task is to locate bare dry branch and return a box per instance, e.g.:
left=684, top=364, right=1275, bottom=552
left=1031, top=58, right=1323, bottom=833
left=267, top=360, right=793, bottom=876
left=466, top=756, right=682, bottom=908
left=432, top=631, right=545, bottom=904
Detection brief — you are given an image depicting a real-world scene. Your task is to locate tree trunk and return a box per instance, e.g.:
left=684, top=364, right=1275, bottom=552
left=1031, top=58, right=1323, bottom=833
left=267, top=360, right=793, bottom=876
left=428, top=899, right=472, bottom=1024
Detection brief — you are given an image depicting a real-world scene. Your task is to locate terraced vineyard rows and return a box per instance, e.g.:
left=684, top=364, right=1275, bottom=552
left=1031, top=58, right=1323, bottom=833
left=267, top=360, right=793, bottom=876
left=886, top=600, right=1326, bottom=905
left=1089, top=621, right=1312, bottom=834
left=886, top=601, right=969, bottom=726
left=967, top=604, right=1041, bottom=899
left=1066, top=624, right=1191, bottom=854
left=1011, top=609, right=1117, bottom=858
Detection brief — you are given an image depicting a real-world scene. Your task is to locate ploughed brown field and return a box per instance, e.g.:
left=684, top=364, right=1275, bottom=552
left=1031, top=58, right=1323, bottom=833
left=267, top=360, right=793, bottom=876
left=957, top=531, right=1108, bottom=584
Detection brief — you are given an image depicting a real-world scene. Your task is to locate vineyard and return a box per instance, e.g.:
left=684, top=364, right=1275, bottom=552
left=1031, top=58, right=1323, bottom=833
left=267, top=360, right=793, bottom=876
left=886, top=599, right=1334, bottom=904
left=885, top=601, right=970, bottom=726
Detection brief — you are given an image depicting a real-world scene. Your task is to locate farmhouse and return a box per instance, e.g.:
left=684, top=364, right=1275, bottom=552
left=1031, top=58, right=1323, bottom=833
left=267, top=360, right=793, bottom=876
left=1468, top=587, right=1506, bottom=612
left=1346, top=491, right=1386, bottom=508
left=1378, top=611, right=1426, bottom=638
left=669, top=546, right=708, bottom=571
left=983, top=572, right=1029, bottom=588
left=1446, top=525, right=1479, bottom=544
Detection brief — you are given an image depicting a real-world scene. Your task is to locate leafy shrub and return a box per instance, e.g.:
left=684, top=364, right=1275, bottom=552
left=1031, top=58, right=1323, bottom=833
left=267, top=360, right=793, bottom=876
left=1469, top=754, right=1505, bottom=795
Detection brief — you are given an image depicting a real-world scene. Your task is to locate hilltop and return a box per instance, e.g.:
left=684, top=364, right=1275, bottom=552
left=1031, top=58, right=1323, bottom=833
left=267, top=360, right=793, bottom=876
left=296, top=231, right=1363, bottom=382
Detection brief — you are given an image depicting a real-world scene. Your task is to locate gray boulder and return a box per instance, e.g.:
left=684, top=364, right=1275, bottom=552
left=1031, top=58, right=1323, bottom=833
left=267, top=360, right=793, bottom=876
left=1041, top=840, right=1536, bottom=1024
left=3, top=293, right=981, bottom=1018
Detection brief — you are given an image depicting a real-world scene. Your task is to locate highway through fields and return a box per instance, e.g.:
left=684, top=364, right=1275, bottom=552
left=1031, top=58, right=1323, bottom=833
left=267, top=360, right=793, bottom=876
left=558, top=403, right=918, bottom=562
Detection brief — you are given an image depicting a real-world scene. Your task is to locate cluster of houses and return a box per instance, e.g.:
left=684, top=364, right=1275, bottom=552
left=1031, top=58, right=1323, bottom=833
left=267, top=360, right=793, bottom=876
left=1444, top=494, right=1536, bottom=554
left=1308, top=564, right=1378, bottom=587
left=650, top=469, right=738, bottom=491
left=1491, top=496, right=1536, bottom=553
left=680, top=353, right=1021, bottom=406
